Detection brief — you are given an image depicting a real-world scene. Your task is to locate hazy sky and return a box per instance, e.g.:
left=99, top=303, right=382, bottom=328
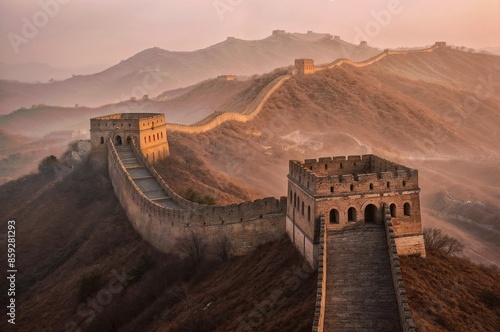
left=1, top=0, right=499, bottom=68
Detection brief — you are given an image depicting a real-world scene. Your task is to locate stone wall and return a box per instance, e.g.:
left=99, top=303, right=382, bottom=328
left=107, top=138, right=287, bottom=256
left=311, top=215, right=326, bottom=332
left=165, top=74, right=291, bottom=133
left=383, top=204, right=416, bottom=332
left=314, top=44, right=440, bottom=73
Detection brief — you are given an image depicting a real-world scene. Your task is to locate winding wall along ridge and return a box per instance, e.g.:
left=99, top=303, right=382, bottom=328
left=164, top=44, right=442, bottom=134
left=165, top=74, right=291, bottom=133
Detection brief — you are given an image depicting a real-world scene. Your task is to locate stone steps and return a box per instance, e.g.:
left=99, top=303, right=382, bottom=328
left=323, top=225, right=401, bottom=332
left=114, top=144, right=181, bottom=210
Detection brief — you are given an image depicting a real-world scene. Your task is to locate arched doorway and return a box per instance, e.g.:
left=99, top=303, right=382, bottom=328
left=390, top=203, right=397, bottom=217
left=364, top=204, right=378, bottom=224
left=329, top=209, right=339, bottom=224
left=115, top=135, right=122, bottom=145
left=348, top=207, right=357, bottom=222
left=126, top=136, right=131, bottom=145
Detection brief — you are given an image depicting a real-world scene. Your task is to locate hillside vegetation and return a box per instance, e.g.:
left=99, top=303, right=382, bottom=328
left=401, top=251, right=500, bottom=331
left=0, top=160, right=314, bottom=331
left=0, top=147, right=499, bottom=330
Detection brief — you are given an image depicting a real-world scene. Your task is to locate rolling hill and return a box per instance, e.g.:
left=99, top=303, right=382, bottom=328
left=0, top=31, right=380, bottom=114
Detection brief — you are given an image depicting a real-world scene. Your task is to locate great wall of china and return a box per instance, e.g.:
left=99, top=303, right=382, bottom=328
left=163, top=42, right=445, bottom=134
left=91, top=42, right=449, bottom=331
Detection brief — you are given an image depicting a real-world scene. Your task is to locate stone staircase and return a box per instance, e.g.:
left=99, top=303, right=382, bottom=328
left=115, top=145, right=179, bottom=209
left=323, top=225, right=401, bottom=332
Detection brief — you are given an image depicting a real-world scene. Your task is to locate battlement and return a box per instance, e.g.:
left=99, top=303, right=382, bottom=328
left=288, top=155, right=418, bottom=197
left=217, top=74, right=237, bottom=81
left=359, top=41, right=368, bottom=46
left=90, top=113, right=169, bottom=162
left=434, top=41, right=447, bottom=47
left=287, top=154, right=424, bottom=263
left=295, top=58, right=315, bottom=75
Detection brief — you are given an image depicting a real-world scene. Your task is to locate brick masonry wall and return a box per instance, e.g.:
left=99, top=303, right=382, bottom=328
left=107, top=139, right=286, bottom=255
left=311, top=215, right=326, bottom=332
left=383, top=204, right=417, bottom=332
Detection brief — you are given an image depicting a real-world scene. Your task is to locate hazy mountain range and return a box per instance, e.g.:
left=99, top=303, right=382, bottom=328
left=0, top=31, right=380, bottom=114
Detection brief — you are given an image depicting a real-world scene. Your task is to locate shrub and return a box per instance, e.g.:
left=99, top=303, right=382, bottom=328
left=78, top=272, right=102, bottom=301
left=175, top=231, right=207, bottom=267
left=127, top=254, right=153, bottom=283
left=423, top=228, right=465, bottom=256
left=185, top=188, right=216, bottom=205
left=38, top=155, right=58, bottom=176
left=213, top=234, right=233, bottom=262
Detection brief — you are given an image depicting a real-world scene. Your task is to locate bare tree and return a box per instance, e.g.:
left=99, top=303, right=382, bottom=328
left=176, top=231, right=207, bottom=267
left=423, top=227, right=465, bottom=256
left=214, top=234, right=233, bottom=262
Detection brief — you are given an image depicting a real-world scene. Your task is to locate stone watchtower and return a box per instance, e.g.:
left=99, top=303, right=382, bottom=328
left=286, top=155, right=425, bottom=266
left=90, top=113, right=169, bottom=162
left=295, top=59, right=315, bottom=75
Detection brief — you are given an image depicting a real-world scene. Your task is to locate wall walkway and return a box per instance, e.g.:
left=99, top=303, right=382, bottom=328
left=323, top=225, right=401, bottom=331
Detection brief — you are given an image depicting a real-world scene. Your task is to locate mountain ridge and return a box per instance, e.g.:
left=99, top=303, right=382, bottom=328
left=0, top=31, right=380, bottom=114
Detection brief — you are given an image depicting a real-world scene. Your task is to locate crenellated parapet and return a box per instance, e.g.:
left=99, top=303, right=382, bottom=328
left=289, top=155, right=418, bottom=197
left=91, top=113, right=169, bottom=163
left=286, top=154, right=425, bottom=268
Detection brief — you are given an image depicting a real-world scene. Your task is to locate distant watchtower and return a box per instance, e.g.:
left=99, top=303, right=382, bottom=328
left=295, top=59, right=315, bottom=75
left=90, top=113, right=169, bottom=162
left=286, top=155, right=425, bottom=266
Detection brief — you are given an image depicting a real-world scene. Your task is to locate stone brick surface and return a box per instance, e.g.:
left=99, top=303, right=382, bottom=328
left=323, top=225, right=401, bottom=331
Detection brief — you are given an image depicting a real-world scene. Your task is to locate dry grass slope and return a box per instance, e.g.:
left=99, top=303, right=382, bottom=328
left=400, top=252, right=500, bottom=331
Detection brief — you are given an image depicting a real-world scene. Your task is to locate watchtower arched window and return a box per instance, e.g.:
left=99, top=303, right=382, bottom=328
left=297, top=197, right=300, bottom=211
left=402, top=180, right=406, bottom=187
left=144, top=137, right=147, bottom=144
left=293, top=193, right=296, bottom=208
left=301, top=202, right=304, bottom=216
left=350, top=184, right=354, bottom=191
left=404, top=203, right=411, bottom=216
left=289, top=190, right=292, bottom=203
left=369, top=183, right=374, bottom=190
left=390, top=203, right=397, bottom=217
left=307, top=206, right=311, bottom=222
left=387, top=181, right=391, bottom=189
left=330, top=186, right=334, bottom=193
left=329, top=209, right=339, bottom=224
left=348, top=207, right=357, bottom=222
left=100, top=137, right=104, bottom=144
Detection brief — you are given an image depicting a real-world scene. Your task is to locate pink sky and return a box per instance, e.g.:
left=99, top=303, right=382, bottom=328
left=1, top=0, right=499, bottom=67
